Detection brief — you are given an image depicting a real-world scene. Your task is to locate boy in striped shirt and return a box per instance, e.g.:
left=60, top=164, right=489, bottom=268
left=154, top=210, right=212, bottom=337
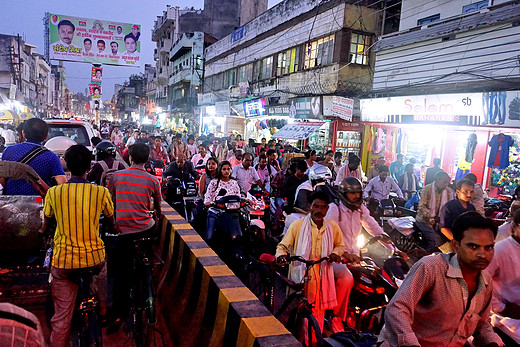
left=108, top=142, right=161, bottom=325
left=41, top=145, right=116, bottom=347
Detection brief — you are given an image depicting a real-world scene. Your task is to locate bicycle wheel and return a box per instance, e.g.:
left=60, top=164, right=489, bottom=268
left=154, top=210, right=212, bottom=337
left=243, top=261, right=272, bottom=309
left=289, top=309, right=324, bottom=347
left=78, top=311, right=102, bottom=347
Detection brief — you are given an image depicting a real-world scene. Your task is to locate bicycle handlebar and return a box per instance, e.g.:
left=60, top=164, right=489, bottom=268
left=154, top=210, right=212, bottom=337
left=284, top=256, right=331, bottom=267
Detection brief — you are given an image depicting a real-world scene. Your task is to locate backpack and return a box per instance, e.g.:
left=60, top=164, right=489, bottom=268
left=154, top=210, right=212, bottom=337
left=98, top=160, right=119, bottom=187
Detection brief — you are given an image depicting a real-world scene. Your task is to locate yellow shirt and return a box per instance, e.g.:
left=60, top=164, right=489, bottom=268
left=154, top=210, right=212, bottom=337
left=44, top=182, right=114, bottom=269
left=276, top=217, right=345, bottom=259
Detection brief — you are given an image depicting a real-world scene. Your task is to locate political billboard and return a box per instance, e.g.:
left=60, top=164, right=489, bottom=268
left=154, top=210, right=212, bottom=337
left=89, top=84, right=102, bottom=98
left=49, top=13, right=141, bottom=67
left=91, top=67, right=102, bottom=84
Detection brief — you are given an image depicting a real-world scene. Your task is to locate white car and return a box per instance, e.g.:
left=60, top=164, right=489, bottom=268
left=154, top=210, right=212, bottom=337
left=44, top=119, right=96, bottom=150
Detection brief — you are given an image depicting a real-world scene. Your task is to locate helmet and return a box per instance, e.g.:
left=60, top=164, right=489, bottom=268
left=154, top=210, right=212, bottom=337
left=338, top=177, right=363, bottom=209
left=44, top=136, right=76, bottom=156
left=308, top=164, right=332, bottom=184
left=93, top=141, right=117, bottom=161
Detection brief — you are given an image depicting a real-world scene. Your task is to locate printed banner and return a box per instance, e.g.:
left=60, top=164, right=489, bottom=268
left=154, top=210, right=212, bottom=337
left=89, top=84, right=102, bottom=99
left=273, top=122, right=325, bottom=140
left=49, top=13, right=141, bottom=67
left=332, top=96, right=354, bottom=121
left=91, top=67, right=102, bottom=84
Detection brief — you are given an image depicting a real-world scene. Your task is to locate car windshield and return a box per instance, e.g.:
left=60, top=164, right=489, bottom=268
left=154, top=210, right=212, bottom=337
left=47, top=124, right=90, bottom=146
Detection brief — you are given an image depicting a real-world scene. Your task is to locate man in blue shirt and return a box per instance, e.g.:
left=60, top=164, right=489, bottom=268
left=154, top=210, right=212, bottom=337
left=0, top=118, right=66, bottom=195
left=389, top=153, right=405, bottom=181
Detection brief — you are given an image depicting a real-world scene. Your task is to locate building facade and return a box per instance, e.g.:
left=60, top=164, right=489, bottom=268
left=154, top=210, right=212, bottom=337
left=360, top=0, right=520, bottom=195
left=201, top=0, right=383, bottom=151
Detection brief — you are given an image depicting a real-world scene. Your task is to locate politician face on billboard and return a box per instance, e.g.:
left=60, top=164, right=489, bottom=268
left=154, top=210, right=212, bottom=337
left=49, top=14, right=141, bottom=67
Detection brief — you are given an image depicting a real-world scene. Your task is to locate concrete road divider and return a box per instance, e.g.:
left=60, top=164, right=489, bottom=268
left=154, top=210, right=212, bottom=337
left=156, top=202, right=300, bottom=347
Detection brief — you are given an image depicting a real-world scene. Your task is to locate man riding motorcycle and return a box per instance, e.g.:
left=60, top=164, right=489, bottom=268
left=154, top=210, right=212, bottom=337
left=326, top=177, right=395, bottom=262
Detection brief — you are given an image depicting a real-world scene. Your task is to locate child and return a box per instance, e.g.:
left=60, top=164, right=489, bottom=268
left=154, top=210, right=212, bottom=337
left=41, top=144, right=116, bottom=347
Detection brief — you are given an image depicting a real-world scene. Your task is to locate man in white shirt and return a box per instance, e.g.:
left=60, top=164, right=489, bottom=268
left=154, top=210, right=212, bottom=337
left=50, top=20, right=82, bottom=62
left=191, top=144, right=211, bottom=168
left=325, top=176, right=396, bottom=331
left=363, top=165, right=403, bottom=201
left=486, top=209, right=520, bottom=345
left=122, top=34, right=138, bottom=56
left=231, top=153, right=266, bottom=195
left=334, top=154, right=366, bottom=185
left=110, top=127, right=123, bottom=147
left=255, top=154, right=276, bottom=193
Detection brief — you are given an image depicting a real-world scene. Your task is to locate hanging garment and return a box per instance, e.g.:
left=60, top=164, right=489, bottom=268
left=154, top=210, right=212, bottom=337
left=367, top=127, right=374, bottom=152
left=396, top=129, right=402, bottom=154
left=401, top=132, right=408, bottom=155
left=455, top=168, right=470, bottom=181
left=391, top=129, right=398, bottom=154
left=465, top=133, right=478, bottom=163
left=374, top=128, right=384, bottom=154
left=487, top=134, right=514, bottom=169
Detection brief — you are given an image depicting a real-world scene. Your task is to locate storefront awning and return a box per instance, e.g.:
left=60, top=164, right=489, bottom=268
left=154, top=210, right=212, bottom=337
left=0, top=110, right=15, bottom=122
left=273, top=122, right=325, bottom=140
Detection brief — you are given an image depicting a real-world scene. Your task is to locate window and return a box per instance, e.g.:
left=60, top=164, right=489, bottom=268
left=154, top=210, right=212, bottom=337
left=417, top=14, right=440, bottom=26
left=47, top=124, right=90, bottom=146
left=303, top=35, right=334, bottom=70
left=349, top=33, right=370, bottom=65
left=238, top=63, right=253, bottom=83
left=259, top=56, right=273, bottom=80
left=225, top=68, right=236, bottom=88
left=277, top=47, right=300, bottom=75
left=462, top=0, right=488, bottom=14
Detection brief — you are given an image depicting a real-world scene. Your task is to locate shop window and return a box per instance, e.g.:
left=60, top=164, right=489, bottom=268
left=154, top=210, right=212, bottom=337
left=259, top=56, right=273, bottom=80
left=213, top=73, right=224, bottom=90
left=417, top=14, right=440, bottom=26
left=462, top=1, right=488, bottom=14
left=349, top=33, right=370, bottom=65
left=277, top=47, right=300, bottom=76
left=225, top=68, right=236, bottom=88
left=303, top=34, right=334, bottom=70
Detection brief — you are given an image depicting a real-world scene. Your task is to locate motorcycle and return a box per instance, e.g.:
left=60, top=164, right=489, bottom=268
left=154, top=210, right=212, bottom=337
left=164, top=176, right=198, bottom=221
left=345, top=234, right=409, bottom=333
left=207, top=191, right=249, bottom=270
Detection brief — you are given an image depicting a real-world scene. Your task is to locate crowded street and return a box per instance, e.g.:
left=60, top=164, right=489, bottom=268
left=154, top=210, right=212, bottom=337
left=1, top=0, right=520, bottom=347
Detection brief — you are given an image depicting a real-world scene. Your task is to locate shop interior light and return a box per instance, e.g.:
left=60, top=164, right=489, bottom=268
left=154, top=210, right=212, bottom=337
left=156, top=106, right=163, bottom=113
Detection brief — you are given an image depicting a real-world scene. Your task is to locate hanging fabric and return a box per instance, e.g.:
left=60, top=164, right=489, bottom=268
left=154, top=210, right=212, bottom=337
left=465, top=133, right=478, bottom=163
left=487, top=133, right=514, bottom=169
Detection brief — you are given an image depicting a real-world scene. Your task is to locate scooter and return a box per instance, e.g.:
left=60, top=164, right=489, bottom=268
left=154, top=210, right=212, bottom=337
left=345, top=234, right=409, bottom=333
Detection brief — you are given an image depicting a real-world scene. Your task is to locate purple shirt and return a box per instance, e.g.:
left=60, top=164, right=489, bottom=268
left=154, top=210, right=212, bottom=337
left=2, top=140, right=65, bottom=195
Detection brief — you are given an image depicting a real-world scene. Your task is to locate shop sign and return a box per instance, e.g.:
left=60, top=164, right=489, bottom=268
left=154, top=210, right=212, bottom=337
left=230, top=25, right=246, bottom=44
left=267, top=105, right=290, bottom=117
left=289, top=97, right=323, bottom=119
left=332, top=96, right=354, bottom=121
left=273, top=122, right=325, bottom=140
left=361, top=92, right=520, bottom=127
left=215, top=101, right=230, bottom=116
left=198, top=93, right=213, bottom=106
left=337, top=120, right=363, bottom=132
left=244, top=98, right=267, bottom=118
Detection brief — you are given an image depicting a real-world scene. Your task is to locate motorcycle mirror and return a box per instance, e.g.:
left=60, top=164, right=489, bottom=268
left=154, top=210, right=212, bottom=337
left=218, top=188, right=227, bottom=196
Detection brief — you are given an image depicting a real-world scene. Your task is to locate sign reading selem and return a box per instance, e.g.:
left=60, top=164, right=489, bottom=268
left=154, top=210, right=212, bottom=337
left=360, top=93, right=520, bottom=126
left=49, top=13, right=141, bottom=67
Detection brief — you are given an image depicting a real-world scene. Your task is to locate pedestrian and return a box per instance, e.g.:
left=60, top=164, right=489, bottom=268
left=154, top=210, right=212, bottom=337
left=379, top=211, right=502, bottom=347
left=389, top=153, right=405, bottom=181
left=424, top=158, right=442, bottom=186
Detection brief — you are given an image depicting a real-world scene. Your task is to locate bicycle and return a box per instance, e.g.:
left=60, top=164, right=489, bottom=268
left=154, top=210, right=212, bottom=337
left=71, top=268, right=104, bottom=347
left=247, top=253, right=331, bottom=347
left=128, top=235, right=164, bottom=347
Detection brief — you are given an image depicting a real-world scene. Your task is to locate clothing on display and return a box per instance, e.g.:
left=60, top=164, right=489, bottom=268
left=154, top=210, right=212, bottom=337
left=488, top=133, right=514, bottom=169
left=465, top=133, right=478, bottom=163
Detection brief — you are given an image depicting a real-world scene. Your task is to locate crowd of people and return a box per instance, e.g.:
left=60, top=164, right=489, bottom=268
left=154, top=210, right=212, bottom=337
left=0, top=118, right=518, bottom=346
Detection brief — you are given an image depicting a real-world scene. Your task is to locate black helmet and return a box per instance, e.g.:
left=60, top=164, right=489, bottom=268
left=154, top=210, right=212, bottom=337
left=93, top=141, right=116, bottom=161
left=338, top=177, right=363, bottom=209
